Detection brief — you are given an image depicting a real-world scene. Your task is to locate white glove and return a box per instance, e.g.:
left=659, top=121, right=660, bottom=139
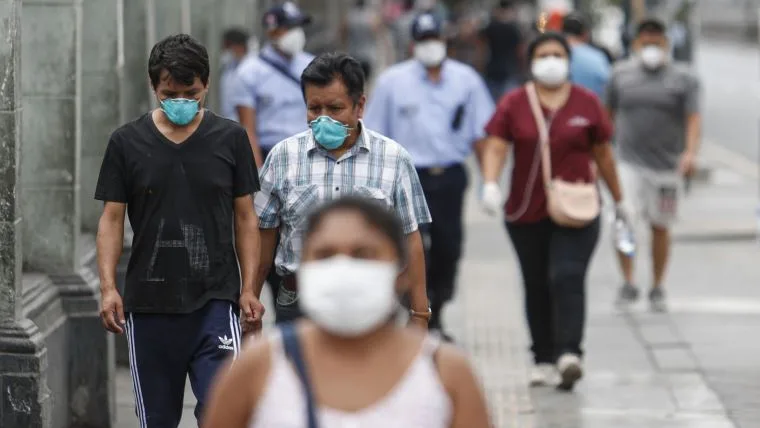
left=481, top=182, right=503, bottom=216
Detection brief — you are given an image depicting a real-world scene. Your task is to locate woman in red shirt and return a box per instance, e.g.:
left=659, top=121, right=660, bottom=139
left=478, top=32, right=625, bottom=391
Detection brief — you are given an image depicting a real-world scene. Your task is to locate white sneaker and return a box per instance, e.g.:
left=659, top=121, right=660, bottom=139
left=556, top=353, right=583, bottom=391
left=529, top=363, right=556, bottom=387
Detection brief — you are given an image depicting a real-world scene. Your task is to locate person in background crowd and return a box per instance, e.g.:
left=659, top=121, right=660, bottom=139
left=231, top=1, right=314, bottom=321
left=341, top=0, right=382, bottom=81
left=220, top=28, right=250, bottom=121
left=562, top=12, right=611, bottom=99
left=365, top=12, right=494, bottom=341
left=606, top=17, right=701, bottom=312
left=392, top=0, right=418, bottom=61
left=203, top=197, right=491, bottom=428
left=392, top=0, right=448, bottom=62
left=477, top=0, right=525, bottom=101
left=479, top=32, right=625, bottom=391
left=232, top=1, right=314, bottom=168
left=95, top=34, right=261, bottom=426
left=251, top=52, right=432, bottom=334
left=447, top=12, right=481, bottom=68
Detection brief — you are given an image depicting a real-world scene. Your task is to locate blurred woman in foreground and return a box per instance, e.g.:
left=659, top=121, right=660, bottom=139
left=202, top=196, right=491, bottom=427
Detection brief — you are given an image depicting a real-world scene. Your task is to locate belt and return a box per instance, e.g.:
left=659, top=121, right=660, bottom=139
left=418, top=163, right=462, bottom=176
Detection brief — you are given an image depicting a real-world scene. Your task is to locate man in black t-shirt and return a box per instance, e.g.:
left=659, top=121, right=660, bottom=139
left=478, top=0, right=525, bottom=101
left=94, top=34, right=261, bottom=424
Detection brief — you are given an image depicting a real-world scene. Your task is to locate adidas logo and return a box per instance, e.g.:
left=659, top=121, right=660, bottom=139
left=218, top=335, right=235, bottom=351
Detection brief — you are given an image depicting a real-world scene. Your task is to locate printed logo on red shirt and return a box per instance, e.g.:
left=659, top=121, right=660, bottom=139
left=567, top=116, right=590, bottom=127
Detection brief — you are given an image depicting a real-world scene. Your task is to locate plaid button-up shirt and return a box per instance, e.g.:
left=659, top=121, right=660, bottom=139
left=255, top=122, right=432, bottom=276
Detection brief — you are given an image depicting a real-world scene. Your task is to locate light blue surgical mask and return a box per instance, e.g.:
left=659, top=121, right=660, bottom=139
left=160, top=98, right=200, bottom=126
left=310, top=116, right=353, bottom=150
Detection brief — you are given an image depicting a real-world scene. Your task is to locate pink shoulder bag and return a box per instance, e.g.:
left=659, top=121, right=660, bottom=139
left=525, top=82, right=600, bottom=228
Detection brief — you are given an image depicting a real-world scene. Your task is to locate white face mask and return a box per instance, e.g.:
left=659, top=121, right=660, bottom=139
left=531, top=56, right=569, bottom=87
left=277, top=27, right=306, bottom=55
left=639, top=45, right=666, bottom=69
left=414, top=40, right=447, bottom=67
left=298, top=256, right=399, bottom=337
left=220, top=50, right=235, bottom=66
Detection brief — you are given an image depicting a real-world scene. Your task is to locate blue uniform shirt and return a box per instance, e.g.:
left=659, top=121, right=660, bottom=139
left=364, top=59, right=495, bottom=168
left=229, top=44, right=314, bottom=150
left=570, top=43, right=611, bottom=99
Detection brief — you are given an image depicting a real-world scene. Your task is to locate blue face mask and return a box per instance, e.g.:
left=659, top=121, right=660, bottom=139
left=310, top=116, right=353, bottom=150
left=160, top=98, right=200, bottom=126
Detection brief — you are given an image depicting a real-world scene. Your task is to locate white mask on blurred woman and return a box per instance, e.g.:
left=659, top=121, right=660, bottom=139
left=299, top=256, right=399, bottom=337
left=531, top=56, right=569, bottom=87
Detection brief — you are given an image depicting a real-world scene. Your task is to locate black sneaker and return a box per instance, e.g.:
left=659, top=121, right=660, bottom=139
left=616, top=283, right=639, bottom=305
left=649, top=287, right=667, bottom=312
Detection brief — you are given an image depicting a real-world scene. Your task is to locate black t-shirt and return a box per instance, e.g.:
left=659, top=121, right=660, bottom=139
left=95, top=111, right=260, bottom=314
left=481, top=20, right=523, bottom=81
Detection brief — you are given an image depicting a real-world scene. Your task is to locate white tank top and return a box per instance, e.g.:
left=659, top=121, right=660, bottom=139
left=249, top=332, right=453, bottom=428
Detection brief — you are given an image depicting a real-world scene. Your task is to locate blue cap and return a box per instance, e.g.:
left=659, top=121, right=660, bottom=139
left=411, top=12, right=443, bottom=41
left=262, top=1, right=312, bottom=31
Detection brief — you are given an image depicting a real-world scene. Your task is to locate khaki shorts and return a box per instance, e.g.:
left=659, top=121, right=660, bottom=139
left=619, top=162, right=682, bottom=228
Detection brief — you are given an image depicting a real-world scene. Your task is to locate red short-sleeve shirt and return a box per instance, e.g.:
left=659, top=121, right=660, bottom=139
left=484, top=85, right=613, bottom=224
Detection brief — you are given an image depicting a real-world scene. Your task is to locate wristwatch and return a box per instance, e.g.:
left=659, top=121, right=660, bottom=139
left=409, top=307, right=432, bottom=321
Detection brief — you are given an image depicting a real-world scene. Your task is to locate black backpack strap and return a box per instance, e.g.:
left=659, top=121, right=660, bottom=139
left=280, top=322, right=319, bottom=428
left=259, top=53, right=301, bottom=86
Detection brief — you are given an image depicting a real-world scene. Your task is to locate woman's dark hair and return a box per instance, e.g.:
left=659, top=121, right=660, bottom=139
left=526, top=31, right=572, bottom=61
left=300, top=52, right=365, bottom=105
left=303, top=196, right=408, bottom=265
left=149, top=34, right=210, bottom=89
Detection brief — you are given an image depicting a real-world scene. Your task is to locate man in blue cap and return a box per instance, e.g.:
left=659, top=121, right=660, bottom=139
left=364, top=12, right=494, bottom=341
left=231, top=1, right=314, bottom=168
left=230, top=1, right=314, bottom=320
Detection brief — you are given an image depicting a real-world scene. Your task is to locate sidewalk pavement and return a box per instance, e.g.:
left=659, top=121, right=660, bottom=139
left=115, top=143, right=759, bottom=427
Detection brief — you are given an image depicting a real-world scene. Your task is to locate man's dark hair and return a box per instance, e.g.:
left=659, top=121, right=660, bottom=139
left=223, top=28, right=249, bottom=46
left=148, top=34, right=210, bottom=89
left=300, top=52, right=365, bottom=104
left=304, top=196, right=408, bottom=265
left=562, top=12, right=588, bottom=36
left=526, top=31, right=572, bottom=61
left=498, top=0, right=515, bottom=9
left=636, top=17, right=667, bottom=36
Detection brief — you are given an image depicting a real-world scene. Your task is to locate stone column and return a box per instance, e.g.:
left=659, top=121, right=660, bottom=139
left=21, top=0, right=113, bottom=426
left=80, top=0, right=121, bottom=233
left=0, top=1, right=52, bottom=427
left=121, top=0, right=149, bottom=123
left=20, top=0, right=82, bottom=273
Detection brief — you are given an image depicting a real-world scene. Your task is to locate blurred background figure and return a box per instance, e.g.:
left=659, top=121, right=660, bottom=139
left=391, top=0, right=418, bottom=61
left=479, top=31, right=624, bottom=391
left=607, top=17, right=702, bottom=312
left=561, top=11, right=611, bottom=99
left=477, top=0, right=525, bottom=101
left=340, top=0, right=383, bottom=81
left=232, top=1, right=314, bottom=168
left=391, top=0, right=449, bottom=62
left=365, top=12, right=494, bottom=341
left=220, top=28, right=250, bottom=121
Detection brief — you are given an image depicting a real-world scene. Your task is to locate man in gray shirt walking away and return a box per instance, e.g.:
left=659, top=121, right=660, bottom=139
left=605, top=17, right=701, bottom=311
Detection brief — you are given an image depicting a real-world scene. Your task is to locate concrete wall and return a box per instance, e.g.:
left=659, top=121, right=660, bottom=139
left=0, top=0, right=263, bottom=426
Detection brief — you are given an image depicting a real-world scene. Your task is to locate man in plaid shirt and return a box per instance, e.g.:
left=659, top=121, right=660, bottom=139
left=248, top=52, right=432, bottom=334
